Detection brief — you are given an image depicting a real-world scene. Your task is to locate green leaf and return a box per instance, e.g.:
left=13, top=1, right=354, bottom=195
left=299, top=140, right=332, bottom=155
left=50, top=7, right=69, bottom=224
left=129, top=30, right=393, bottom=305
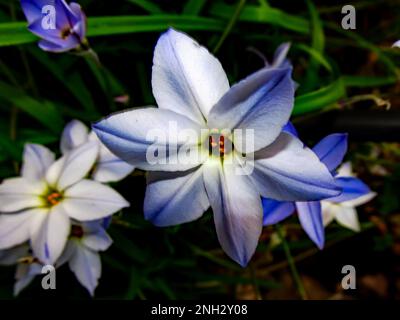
left=209, top=3, right=310, bottom=34
left=343, top=75, right=398, bottom=87
left=125, top=0, right=163, bottom=14
left=0, top=16, right=225, bottom=47
left=0, top=21, right=36, bottom=46
left=183, top=0, right=208, bottom=15
left=30, top=50, right=98, bottom=114
left=108, top=228, right=149, bottom=264
left=302, top=0, right=326, bottom=92
left=293, top=78, right=346, bottom=115
left=154, top=278, right=176, bottom=299
left=306, top=0, right=324, bottom=53
left=86, top=15, right=225, bottom=36
left=0, top=81, right=64, bottom=133
left=85, top=56, right=125, bottom=98
left=0, top=132, right=22, bottom=161
left=295, top=44, right=332, bottom=72
left=124, top=267, right=143, bottom=299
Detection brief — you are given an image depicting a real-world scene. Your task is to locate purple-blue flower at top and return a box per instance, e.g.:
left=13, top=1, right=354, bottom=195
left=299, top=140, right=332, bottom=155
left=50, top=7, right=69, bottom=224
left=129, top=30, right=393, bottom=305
left=262, top=124, right=373, bottom=249
left=21, top=0, right=87, bottom=52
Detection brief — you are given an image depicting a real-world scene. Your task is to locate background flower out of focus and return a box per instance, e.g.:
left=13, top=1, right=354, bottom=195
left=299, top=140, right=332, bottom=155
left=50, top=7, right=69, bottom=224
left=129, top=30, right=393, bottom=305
left=0, top=0, right=400, bottom=299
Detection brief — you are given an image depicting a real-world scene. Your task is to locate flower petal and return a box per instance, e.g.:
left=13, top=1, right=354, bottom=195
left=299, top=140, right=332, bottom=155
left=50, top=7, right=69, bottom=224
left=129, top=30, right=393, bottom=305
left=89, top=131, right=135, bottom=183
left=14, top=263, right=42, bottom=296
left=92, top=159, right=135, bottom=183
left=21, top=0, right=50, bottom=24
left=144, top=167, right=209, bottom=226
left=30, top=206, right=70, bottom=265
left=60, top=120, right=89, bottom=154
left=46, top=141, right=99, bottom=191
left=38, top=40, right=77, bottom=53
left=340, top=191, right=376, bottom=208
left=21, top=0, right=69, bottom=25
left=152, top=28, right=229, bottom=124
left=68, top=3, right=87, bottom=40
left=92, top=141, right=134, bottom=183
left=272, top=42, right=291, bottom=68
left=392, top=40, right=400, bottom=48
left=22, top=144, right=55, bottom=182
left=328, top=177, right=372, bottom=203
left=82, top=228, right=113, bottom=252
left=0, top=178, right=46, bottom=212
left=251, top=132, right=341, bottom=201
left=28, top=18, right=80, bottom=49
left=312, top=133, right=348, bottom=173
left=203, top=158, right=263, bottom=267
left=208, top=68, right=295, bottom=153
left=296, top=201, right=324, bottom=249
left=321, top=202, right=335, bottom=226
left=336, top=162, right=353, bottom=177
left=262, top=198, right=295, bottom=225
left=282, top=121, right=298, bottom=137
left=93, top=108, right=206, bottom=172
left=0, top=210, right=39, bottom=249
left=326, top=205, right=361, bottom=232
left=56, top=240, right=76, bottom=267
left=68, top=243, right=101, bottom=296
left=62, top=179, right=129, bottom=221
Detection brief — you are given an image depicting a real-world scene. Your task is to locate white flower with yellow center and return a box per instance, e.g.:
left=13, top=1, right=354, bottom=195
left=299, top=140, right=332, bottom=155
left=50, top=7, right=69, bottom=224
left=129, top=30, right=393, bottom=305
left=0, top=143, right=129, bottom=265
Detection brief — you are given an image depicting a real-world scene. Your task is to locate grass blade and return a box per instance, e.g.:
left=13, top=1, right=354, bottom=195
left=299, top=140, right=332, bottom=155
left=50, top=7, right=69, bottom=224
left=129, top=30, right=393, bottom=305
left=0, top=15, right=225, bottom=47
left=293, top=78, right=346, bottom=115
left=209, top=3, right=309, bottom=34
left=183, top=0, right=208, bottom=15
left=0, top=81, right=64, bottom=133
left=125, top=0, right=163, bottom=14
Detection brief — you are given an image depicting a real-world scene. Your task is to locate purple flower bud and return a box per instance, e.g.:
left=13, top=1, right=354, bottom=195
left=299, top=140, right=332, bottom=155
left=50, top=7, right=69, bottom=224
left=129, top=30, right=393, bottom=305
left=20, top=0, right=87, bottom=53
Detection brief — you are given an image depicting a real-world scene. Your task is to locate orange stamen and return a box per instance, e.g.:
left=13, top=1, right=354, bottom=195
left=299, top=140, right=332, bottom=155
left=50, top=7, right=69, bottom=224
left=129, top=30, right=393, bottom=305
left=46, top=192, right=62, bottom=206
left=219, top=136, right=225, bottom=154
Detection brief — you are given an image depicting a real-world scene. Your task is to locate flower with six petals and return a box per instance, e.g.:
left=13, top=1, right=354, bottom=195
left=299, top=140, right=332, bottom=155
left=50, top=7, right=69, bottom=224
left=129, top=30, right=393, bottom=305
left=93, top=29, right=340, bottom=266
left=0, top=143, right=129, bottom=265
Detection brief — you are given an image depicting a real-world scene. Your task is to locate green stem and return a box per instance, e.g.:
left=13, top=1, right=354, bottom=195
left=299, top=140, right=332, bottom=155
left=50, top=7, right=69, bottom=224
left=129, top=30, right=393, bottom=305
left=276, top=224, right=308, bottom=300
left=213, top=0, right=247, bottom=54
left=82, top=50, right=117, bottom=111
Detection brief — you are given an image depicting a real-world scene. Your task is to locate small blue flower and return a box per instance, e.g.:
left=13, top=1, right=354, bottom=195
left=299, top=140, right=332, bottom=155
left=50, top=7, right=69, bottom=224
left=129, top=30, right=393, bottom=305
left=263, top=126, right=375, bottom=249
left=21, top=0, right=87, bottom=52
